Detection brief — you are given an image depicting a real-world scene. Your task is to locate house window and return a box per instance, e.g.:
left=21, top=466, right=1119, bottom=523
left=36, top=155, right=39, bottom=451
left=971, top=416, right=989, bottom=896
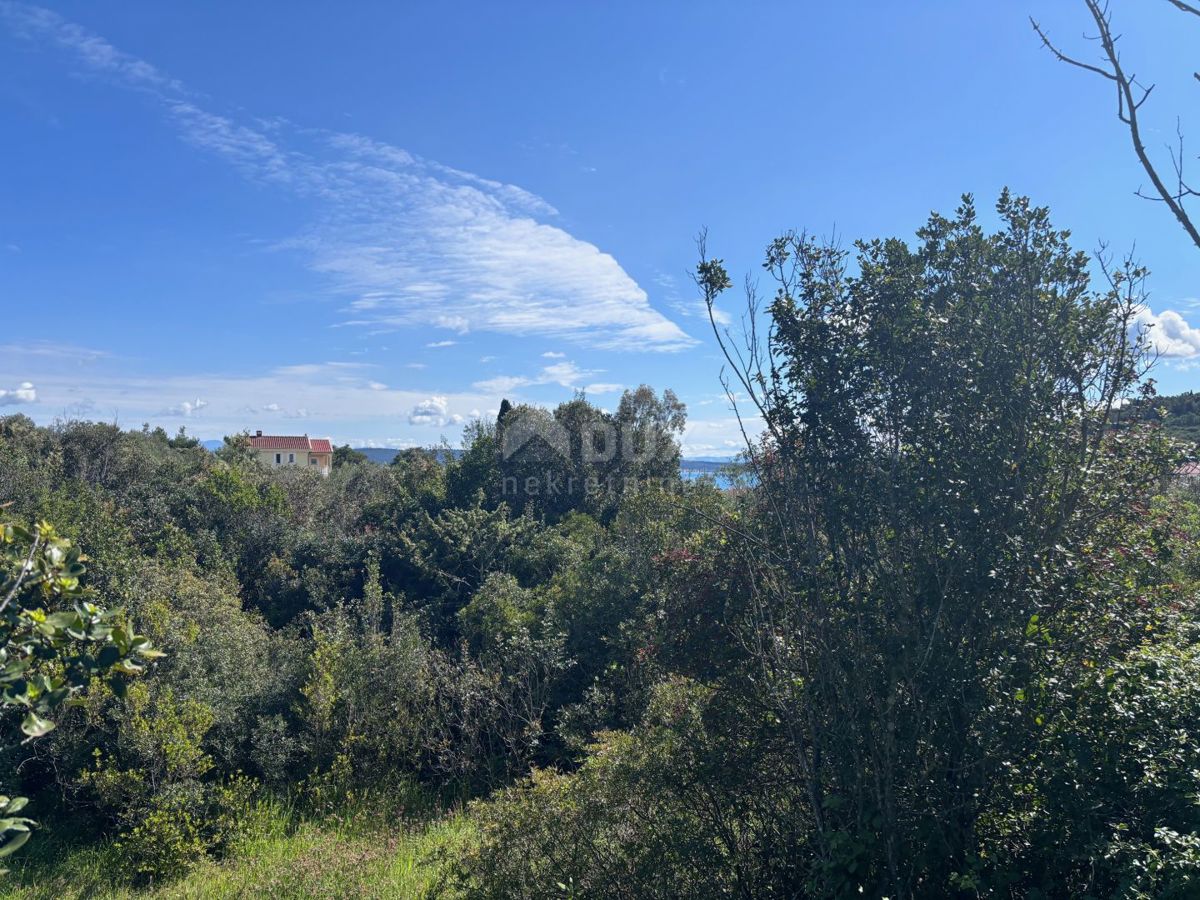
left=288, top=453, right=295, bottom=463
left=275, top=453, right=281, bottom=464
left=310, top=457, right=317, bottom=465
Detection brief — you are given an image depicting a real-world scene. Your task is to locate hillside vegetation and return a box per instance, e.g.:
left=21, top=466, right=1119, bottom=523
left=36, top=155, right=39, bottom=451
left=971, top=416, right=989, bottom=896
left=1126, top=390, right=1200, bottom=446
left=2, top=195, right=1200, bottom=898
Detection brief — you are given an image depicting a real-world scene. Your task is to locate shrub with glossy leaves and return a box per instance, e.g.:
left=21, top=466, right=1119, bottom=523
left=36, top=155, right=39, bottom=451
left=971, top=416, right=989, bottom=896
left=0, top=518, right=159, bottom=865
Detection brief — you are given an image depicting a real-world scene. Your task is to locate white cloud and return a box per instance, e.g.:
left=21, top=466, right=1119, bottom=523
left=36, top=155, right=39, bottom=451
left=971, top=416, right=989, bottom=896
left=273, top=361, right=372, bottom=377
left=672, top=298, right=731, bottom=327
left=167, top=99, right=293, bottom=184
left=408, top=397, right=446, bottom=425
left=541, top=362, right=590, bottom=386
left=0, top=358, right=511, bottom=446
left=434, top=314, right=471, bottom=333
left=240, top=401, right=310, bottom=417
left=0, top=340, right=110, bottom=362
left=473, top=360, right=615, bottom=394
left=583, top=382, right=623, bottom=394
left=542, top=351, right=565, bottom=358
left=408, top=395, right=462, bottom=427
left=0, top=381, right=36, bottom=406
left=368, top=381, right=387, bottom=391
left=472, top=374, right=531, bottom=394
left=404, top=362, right=427, bottom=369
left=2, top=5, right=694, bottom=353
left=0, top=3, right=183, bottom=93
left=654, top=268, right=730, bottom=329
left=0, top=359, right=766, bottom=452
left=679, top=416, right=760, bottom=458
left=1134, top=306, right=1200, bottom=358
left=163, top=397, right=208, bottom=417
left=426, top=340, right=457, bottom=348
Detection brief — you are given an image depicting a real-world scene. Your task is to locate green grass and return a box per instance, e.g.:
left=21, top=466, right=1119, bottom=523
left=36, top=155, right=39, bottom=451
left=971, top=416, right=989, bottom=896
left=0, top=801, right=473, bottom=900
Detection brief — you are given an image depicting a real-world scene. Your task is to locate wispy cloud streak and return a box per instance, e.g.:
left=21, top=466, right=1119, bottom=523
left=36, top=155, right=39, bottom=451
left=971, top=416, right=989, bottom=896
left=2, top=3, right=693, bottom=352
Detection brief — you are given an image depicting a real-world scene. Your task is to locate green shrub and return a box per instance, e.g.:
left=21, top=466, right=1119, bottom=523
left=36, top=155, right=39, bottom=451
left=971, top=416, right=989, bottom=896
left=78, top=686, right=265, bottom=883
left=973, top=629, right=1200, bottom=897
left=113, top=773, right=261, bottom=883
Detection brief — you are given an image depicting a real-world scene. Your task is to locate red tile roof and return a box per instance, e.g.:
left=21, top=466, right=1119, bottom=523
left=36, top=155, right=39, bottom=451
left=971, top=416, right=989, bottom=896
left=248, top=434, right=332, bottom=453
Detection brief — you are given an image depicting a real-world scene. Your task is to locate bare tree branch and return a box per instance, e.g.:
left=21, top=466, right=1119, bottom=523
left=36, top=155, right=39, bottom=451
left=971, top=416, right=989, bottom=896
left=1033, top=2, right=1200, bottom=251
left=1030, top=17, right=1116, bottom=81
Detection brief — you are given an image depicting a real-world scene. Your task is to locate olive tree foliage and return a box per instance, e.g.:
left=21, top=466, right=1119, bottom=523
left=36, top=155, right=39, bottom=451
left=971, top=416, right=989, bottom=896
left=693, top=192, right=1172, bottom=896
left=1032, top=0, right=1200, bottom=251
left=0, top=517, right=159, bottom=865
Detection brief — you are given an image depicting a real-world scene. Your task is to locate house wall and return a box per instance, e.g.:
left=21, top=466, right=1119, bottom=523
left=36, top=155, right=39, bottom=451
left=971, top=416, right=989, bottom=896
left=254, top=448, right=331, bottom=476
left=256, top=448, right=300, bottom=468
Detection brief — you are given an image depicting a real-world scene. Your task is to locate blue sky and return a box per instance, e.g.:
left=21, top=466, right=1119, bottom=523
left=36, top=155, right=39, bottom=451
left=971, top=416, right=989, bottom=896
left=1, top=1, right=1198, bottom=453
